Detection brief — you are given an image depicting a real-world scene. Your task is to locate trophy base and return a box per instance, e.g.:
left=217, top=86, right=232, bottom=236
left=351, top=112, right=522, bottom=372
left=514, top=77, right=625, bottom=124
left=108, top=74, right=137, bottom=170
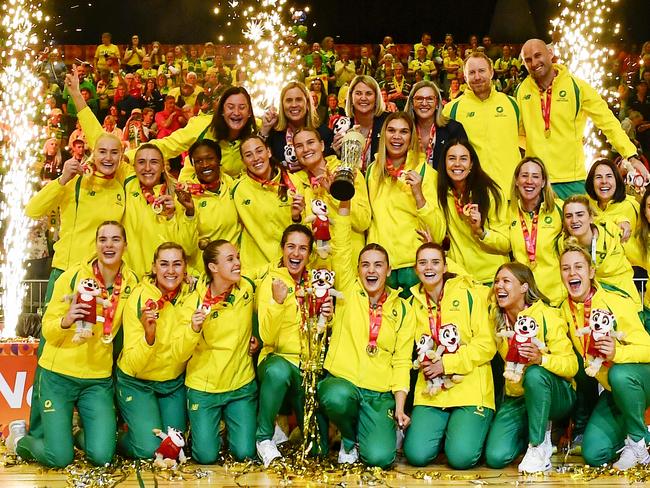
left=330, top=174, right=356, bottom=201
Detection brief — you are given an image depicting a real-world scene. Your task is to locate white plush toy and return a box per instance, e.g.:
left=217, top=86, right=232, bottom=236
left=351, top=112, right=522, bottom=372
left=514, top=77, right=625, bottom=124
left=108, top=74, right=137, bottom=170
left=308, top=269, right=343, bottom=332
left=412, top=334, right=443, bottom=395
left=498, top=316, right=548, bottom=383
left=152, top=427, right=187, bottom=469
left=412, top=324, right=464, bottom=396
left=332, top=115, right=352, bottom=136
left=576, top=308, right=624, bottom=377
left=64, top=278, right=110, bottom=344
left=305, top=199, right=332, bottom=258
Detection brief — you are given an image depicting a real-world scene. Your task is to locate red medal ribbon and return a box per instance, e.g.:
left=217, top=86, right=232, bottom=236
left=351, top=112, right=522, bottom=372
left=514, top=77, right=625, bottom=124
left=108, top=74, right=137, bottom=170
left=92, top=260, right=123, bottom=339
left=177, top=180, right=220, bottom=196
left=418, top=123, right=437, bottom=164
left=568, top=287, right=596, bottom=360
left=247, top=168, right=297, bottom=195
left=367, top=291, right=388, bottom=352
left=360, top=130, right=373, bottom=171
left=201, top=285, right=232, bottom=311
left=145, top=288, right=179, bottom=313
left=518, top=210, right=539, bottom=266
left=425, top=288, right=444, bottom=343
left=540, top=85, right=552, bottom=133
left=140, top=183, right=167, bottom=212
left=385, top=158, right=406, bottom=179
left=452, top=189, right=471, bottom=216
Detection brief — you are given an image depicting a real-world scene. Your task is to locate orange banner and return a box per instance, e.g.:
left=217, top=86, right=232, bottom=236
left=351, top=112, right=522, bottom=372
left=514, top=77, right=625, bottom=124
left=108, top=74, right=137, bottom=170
left=0, top=342, right=38, bottom=438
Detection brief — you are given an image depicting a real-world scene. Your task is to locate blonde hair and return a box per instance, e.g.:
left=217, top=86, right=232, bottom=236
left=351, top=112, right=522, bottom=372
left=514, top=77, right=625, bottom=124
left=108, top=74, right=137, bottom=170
left=509, top=157, right=556, bottom=215
left=375, top=112, right=420, bottom=183
left=275, top=81, right=318, bottom=132
left=345, top=75, right=386, bottom=118
left=405, top=80, right=446, bottom=128
left=560, top=237, right=594, bottom=268
left=561, top=195, right=594, bottom=237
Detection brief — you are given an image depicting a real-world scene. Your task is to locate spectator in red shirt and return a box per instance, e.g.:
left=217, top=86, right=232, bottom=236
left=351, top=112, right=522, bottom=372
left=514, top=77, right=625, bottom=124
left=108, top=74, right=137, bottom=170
left=155, top=95, right=184, bottom=139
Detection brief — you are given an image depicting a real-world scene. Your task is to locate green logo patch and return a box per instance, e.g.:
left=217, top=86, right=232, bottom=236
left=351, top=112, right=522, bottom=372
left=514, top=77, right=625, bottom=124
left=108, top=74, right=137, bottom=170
left=523, top=94, right=531, bottom=100
left=200, top=200, right=207, bottom=208
left=467, top=111, right=475, bottom=118
left=243, top=199, right=251, bottom=205
left=559, top=90, right=567, bottom=97
left=544, top=216, right=552, bottom=224
left=496, top=106, right=504, bottom=113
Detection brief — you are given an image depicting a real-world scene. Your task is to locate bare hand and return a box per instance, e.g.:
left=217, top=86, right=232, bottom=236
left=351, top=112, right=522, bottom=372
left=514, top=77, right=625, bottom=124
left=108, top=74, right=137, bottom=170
left=629, top=156, right=650, bottom=184
left=61, top=302, right=91, bottom=328
left=403, top=170, right=424, bottom=205
left=191, top=308, right=207, bottom=333
left=422, top=360, right=444, bottom=379
left=618, top=221, right=632, bottom=243
left=416, top=227, right=432, bottom=243
left=248, top=336, right=261, bottom=356
left=157, top=194, right=176, bottom=218
left=272, top=279, right=289, bottom=305
left=519, top=343, right=543, bottom=365
left=291, top=193, right=305, bottom=221
left=331, top=129, right=346, bottom=153
left=395, top=410, right=411, bottom=430
left=261, top=107, right=278, bottom=135
left=175, top=189, right=195, bottom=217
left=140, top=308, right=157, bottom=345
left=595, top=335, right=616, bottom=361
left=320, top=296, right=334, bottom=319
left=64, top=64, right=81, bottom=94
left=60, top=158, right=83, bottom=185
left=466, top=204, right=484, bottom=236
left=315, top=171, right=334, bottom=192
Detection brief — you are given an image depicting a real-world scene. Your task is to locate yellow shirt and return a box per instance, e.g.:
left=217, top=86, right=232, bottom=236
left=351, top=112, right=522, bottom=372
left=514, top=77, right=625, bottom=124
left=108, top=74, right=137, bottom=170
left=176, top=276, right=256, bottom=393
left=560, top=285, right=650, bottom=390
left=409, top=278, right=495, bottom=409
left=508, top=201, right=566, bottom=305
left=495, top=300, right=577, bottom=397
left=94, top=43, right=121, bottom=71
left=118, top=280, right=199, bottom=381
left=590, top=195, right=640, bottom=231
left=442, top=87, right=521, bottom=192
left=39, top=258, right=138, bottom=379
left=325, top=215, right=415, bottom=393
left=366, top=152, right=446, bottom=269
left=621, top=234, right=650, bottom=310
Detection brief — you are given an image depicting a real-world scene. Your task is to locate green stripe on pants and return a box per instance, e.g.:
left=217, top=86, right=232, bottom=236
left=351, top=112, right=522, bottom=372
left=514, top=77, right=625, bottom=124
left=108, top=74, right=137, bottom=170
left=116, top=368, right=186, bottom=459
left=16, top=368, right=115, bottom=468
left=187, top=381, right=257, bottom=463
left=318, top=375, right=396, bottom=468
left=404, top=404, right=494, bottom=469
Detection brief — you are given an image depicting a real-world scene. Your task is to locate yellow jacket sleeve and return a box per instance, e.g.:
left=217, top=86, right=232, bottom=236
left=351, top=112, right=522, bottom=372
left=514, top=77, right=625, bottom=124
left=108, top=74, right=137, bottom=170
left=257, top=272, right=294, bottom=348
left=41, top=268, right=76, bottom=344
left=171, top=321, right=202, bottom=364
left=390, top=302, right=416, bottom=393
left=479, top=196, right=511, bottom=254
left=25, top=178, right=69, bottom=219
left=119, top=289, right=156, bottom=374
left=540, top=308, right=579, bottom=379
left=611, top=294, right=650, bottom=364
left=442, top=287, right=496, bottom=375
left=331, top=213, right=356, bottom=292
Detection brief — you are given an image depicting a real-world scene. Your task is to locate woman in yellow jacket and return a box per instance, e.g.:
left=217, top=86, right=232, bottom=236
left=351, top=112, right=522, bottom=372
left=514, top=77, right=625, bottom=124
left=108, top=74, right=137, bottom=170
left=623, top=189, right=650, bottom=332
left=174, top=240, right=258, bottom=463
left=231, top=135, right=304, bottom=276
left=317, top=201, right=415, bottom=468
left=116, top=242, right=200, bottom=459
left=560, top=195, right=640, bottom=310
left=437, top=139, right=510, bottom=285
left=508, top=157, right=565, bottom=306
left=8, top=222, right=138, bottom=467
left=559, top=242, right=650, bottom=469
left=585, top=158, right=639, bottom=243
left=366, top=112, right=446, bottom=295
left=292, top=127, right=370, bottom=261
left=485, top=263, right=577, bottom=473
left=403, top=243, right=495, bottom=469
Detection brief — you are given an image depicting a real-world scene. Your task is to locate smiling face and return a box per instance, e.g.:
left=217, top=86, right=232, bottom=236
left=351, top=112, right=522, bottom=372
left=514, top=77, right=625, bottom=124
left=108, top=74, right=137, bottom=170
left=412, top=86, right=437, bottom=121
left=515, top=160, right=545, bottom=205
left=221, top=93, right=251, bottom=136
left=192, top=145, right=220, bottom=185
left=359, top=249, right=390, bottom=297
left=561, top=250, right=595, bottom=301
left=494, top=267, right=528, bottom=312
left=352, top=81, right=376, bottom=116
left=415, top=247, right=446, bottom=290
left=592, top=163, right=617, bottom=204
left=465, top=56, right=493, bottom=98
left=293, top=130, right=324, bottom=171
left=385, top=117, right=411, bottom=160
left=563, top=202, right=593, bottom=239
left=134, top=147, right=164, bottom=188
left=207, top=243, right=241, bottom=285
left=241, top=137, right=272, bottom=179
left=282, top=231, right=312, bottom=280
left=152, top=248, right=186, bottom=294
left=522, top=40, right=553, bottom=83
left=96, top=223, right=126, bottom=267
left=445, top=143, right=472, bottom=185
left=93, top=135, right=122, bottom=177
left=282, top=87, right=307, bottom=125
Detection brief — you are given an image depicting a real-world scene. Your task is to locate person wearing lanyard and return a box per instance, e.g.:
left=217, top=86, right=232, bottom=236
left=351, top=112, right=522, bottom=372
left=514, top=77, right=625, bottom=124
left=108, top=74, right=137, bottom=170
left=559, top=243, right=650, bottom=469
left=332, top=75, right=389, bottom=172
left=292, top=127, right=370, bottom=262
left=231, top=135, right=304, bottom=276
left=176, top=139, right=241, bottom=271
left=255, top=225, right=332, bottom=467
left=317, top=200, right=415, bottom=468
left=115, top=242, right=199, bottom=459
left=258, top=81, right=333, bottom=172
left=485, top=263, right=577, bottom=473
left=404, top=80, right=466, bottom=170
left=508, top=157, right=565, bottom=306
left=403, top=243, right=495, bottom=469
left=584, top=158, right=639, bottom=243
left=7, top=222, right=138, bottom=467
left=623, top=189, right=650, bottom=333
left=174, top=240, right=260, bottom=463
left=437, top=139, right=510, bottom=286
left=366, top=112, right=446, bottom=297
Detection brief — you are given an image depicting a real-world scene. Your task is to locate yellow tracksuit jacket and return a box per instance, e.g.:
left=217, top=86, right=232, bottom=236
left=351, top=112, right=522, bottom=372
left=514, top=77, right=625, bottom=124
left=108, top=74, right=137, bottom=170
left=325, top=215, right=416, bottom=393
left=409, top=278, right=496, bottom=409
left=495, top=300, right=577, bottom=397
left=25, top=175, right=125, bottom=271
left=621, top=234, right=650, bottom=310
left=442, top=87, right=521, bottom=192
left=590, top=195, right=640, bottom=232
left=560, top=285, right=650, bottom=390
left=508, top=201, right=566, bottom=306
left=444, top=190, right=511, bottom=284
left=175, top=276, right=256, bottom=393
left=39, top=257, right=138, bottom=379
left=366, top=152, right=446, bottom=270
left=118, top=280, right=199, bottom=381
left=516, top=64, right=637, bottom=183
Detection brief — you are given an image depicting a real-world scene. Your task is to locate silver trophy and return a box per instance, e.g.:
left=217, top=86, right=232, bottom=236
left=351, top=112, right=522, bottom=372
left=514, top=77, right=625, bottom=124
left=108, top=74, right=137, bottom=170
left=330, top=130, right=366, bottom=201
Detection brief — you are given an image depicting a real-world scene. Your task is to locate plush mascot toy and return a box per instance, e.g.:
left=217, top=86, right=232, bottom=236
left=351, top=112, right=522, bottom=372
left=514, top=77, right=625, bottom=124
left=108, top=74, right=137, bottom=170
left=434, top=323, right=465, bottom=390
left=308, top=269, right=342, bottom=332
left=498, top=316, right=548, bottom=383
left=305, top=199, right=332, bottom=258
left=152, top=427, right=187, bottom=468
left=576, top=308, right=624, bottom=377
left=65, top=278, right=110, bottom=344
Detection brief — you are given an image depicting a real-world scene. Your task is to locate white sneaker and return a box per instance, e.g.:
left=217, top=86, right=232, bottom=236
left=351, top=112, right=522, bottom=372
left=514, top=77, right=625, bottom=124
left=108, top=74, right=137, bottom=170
left=5, top=420, right=26, bottom=454
left=518, top=443, right=552, bottom=473
left=256, top=439, right=282, bottom=467
left=338, top=444, right=359, bottom=464
left=612, top=436, right=650, bottom=470
left=272, top=423, right=289, bottom=445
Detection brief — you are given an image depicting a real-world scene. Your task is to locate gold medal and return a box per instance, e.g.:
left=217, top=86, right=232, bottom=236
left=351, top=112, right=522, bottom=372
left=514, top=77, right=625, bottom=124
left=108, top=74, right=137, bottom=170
left=152, top=201, right=164, bottom=214
left=544, top=129, right=551, bottom=138
left=366, top=344, right=378, bottom=356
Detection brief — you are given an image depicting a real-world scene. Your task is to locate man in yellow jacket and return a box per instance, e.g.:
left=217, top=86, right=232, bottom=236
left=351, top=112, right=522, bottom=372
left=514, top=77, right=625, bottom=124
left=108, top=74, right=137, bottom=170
left=517, top=39, right=647, bottom=199
left=442, top=52, right=521, bottom=193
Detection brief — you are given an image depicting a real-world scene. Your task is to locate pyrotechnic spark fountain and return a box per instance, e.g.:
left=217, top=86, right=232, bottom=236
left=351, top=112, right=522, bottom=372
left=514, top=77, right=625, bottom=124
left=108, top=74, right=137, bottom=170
left=0, top=0, right=45, bottom=337
left=550, top=0, right=620, bottom=166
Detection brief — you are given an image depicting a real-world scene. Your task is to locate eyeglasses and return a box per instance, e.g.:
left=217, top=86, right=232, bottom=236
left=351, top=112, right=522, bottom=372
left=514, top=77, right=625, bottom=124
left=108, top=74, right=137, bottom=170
left=413, top=96, right=436, bottom=105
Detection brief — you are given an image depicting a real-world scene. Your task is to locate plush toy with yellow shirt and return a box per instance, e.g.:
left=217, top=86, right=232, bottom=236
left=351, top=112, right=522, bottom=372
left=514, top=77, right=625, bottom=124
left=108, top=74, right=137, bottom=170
left=577, top=309, right=625, bottom=377
left=498, top=316, right=548, bottom=383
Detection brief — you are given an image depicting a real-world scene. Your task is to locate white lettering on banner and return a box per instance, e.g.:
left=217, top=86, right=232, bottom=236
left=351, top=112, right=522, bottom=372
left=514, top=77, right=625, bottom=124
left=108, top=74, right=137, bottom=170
left=0, top=371, right=27, bottom=409
left=27, top=385, right=32, bottom=407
